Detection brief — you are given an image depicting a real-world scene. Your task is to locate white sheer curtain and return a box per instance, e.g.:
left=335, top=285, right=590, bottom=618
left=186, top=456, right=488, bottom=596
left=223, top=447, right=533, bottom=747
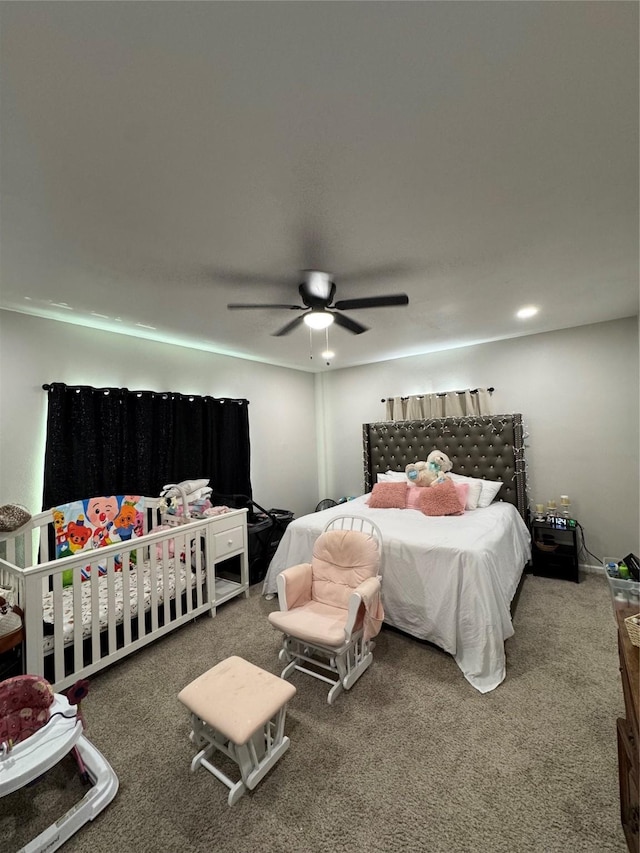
left=384, top=388, right=492, bottom=420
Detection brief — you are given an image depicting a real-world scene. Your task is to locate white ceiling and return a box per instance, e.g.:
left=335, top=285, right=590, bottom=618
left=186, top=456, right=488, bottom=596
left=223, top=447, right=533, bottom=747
left=1, top=2, right=638, bottom=372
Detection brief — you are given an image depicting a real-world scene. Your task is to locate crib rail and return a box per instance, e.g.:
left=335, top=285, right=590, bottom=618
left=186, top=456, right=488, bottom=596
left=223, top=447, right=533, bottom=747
left=0, top=514, right=215, bottom=691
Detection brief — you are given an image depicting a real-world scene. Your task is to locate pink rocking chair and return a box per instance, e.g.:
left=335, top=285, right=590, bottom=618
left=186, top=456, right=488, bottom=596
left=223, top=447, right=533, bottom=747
left=268, top=516, right=384, bottom=704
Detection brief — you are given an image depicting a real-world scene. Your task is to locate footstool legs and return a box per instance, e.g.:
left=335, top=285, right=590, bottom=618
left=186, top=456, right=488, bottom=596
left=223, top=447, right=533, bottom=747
left=179, top=656, right=296, bottom=806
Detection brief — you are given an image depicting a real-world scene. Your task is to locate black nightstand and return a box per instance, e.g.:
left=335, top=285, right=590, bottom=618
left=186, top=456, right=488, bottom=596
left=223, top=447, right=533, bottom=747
left=531, top=518, right=580, bottom=583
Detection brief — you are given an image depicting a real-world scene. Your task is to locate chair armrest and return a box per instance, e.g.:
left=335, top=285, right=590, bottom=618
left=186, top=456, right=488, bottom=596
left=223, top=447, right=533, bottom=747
left=345, top=576, right=383, bottom=641
left=275, top=563, right=312, bottom=611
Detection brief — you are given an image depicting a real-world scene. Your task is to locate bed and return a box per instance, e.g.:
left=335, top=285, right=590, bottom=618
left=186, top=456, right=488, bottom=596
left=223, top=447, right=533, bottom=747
left=0, top=499, right=249, bottom=691
left=263, top=414, right=532, bottom=693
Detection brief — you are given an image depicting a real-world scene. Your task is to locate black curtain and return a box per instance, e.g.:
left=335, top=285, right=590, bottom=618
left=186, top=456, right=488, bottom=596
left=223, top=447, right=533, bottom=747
left=42, top=384, right=252, bottom=509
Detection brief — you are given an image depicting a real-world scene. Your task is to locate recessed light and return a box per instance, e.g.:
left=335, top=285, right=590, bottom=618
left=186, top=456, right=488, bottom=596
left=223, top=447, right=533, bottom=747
left=516, top=306, right=538, bottom=319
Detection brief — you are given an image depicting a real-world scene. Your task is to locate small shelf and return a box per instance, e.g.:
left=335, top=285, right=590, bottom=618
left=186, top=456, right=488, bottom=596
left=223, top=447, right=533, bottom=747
left=214, top=577, right=245, bottom=607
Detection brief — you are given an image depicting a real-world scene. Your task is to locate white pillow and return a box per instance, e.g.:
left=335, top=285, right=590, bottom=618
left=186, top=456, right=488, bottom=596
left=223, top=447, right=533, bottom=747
left=448, top=473, right=483, bottom=510
left=476, top=478, right=504, bottom=508
left=377, top=471, right=408, bottom=483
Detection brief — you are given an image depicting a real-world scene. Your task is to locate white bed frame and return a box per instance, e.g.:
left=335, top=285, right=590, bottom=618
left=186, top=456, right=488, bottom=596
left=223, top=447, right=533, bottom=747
left=0, top=500, right=249, bottom=691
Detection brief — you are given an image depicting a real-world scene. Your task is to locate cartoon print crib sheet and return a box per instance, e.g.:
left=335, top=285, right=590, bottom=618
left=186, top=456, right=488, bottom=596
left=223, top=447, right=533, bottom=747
left=41, top=558, right=197, bottom=653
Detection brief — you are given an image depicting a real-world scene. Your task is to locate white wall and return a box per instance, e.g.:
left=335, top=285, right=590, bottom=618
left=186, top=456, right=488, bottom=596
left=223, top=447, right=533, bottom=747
left=2, top=312, right=638, bottom=566
left=321, top=317, right=640, bottom=565
left=0, top=312, right=319, bottom=518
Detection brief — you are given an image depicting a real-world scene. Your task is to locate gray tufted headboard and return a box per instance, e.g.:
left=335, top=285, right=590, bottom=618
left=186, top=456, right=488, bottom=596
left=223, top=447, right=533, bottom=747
left=362, top=414, right=528, bottom=520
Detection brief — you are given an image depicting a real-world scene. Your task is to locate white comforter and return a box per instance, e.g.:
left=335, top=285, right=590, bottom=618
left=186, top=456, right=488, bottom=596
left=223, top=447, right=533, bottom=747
left=263, top=496, right=531, bottom=693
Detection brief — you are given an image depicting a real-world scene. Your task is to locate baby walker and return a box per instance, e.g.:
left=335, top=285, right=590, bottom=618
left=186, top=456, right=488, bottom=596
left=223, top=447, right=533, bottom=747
left=0, top=675, right=118, bottom=853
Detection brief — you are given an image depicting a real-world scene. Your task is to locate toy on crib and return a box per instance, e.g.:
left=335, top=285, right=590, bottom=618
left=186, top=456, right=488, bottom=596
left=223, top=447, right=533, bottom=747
left=405, top=450, right=453, bottom=487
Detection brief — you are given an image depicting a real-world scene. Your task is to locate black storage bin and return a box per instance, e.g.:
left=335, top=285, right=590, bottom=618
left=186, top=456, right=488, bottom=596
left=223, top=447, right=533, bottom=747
left=265, top=509, right=294, bottom=555
left=209, top=494, right=293, bottom=585
left=247, top=508, right=294, bottom=584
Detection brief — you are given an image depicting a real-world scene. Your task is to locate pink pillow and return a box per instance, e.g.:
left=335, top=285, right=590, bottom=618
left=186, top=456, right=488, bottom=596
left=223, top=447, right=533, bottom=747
left=454, top=482, right=469, bottom=511
left=420, top=480, right=465, bottom=516
left=407, top=482, right=467, bottom=513
left=406, top=486, right=424, bottom=509
left=367, top=482, right=408, bottom=509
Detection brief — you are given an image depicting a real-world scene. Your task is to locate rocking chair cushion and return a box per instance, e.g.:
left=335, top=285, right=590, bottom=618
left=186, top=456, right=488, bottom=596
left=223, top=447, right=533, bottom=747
left=268, top=600, right=349, bottom=648
left=311, top=530, right=380, bottom=610
left=278, top=562, right=313, bottom=611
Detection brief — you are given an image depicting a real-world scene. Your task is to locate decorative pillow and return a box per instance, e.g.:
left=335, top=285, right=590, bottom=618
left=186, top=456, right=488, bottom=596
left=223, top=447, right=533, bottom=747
left=454, top=482, right=469, bottom=511
left=367, top=482, right=408, bottom=509
left=448, top=474, right=483, bottom=510
left=376, top=471, right=408, bottom=483
left=406, top=482, right=468, bottom=512
left=0, top=504, right=31, bottom=532
left=476, top=479, right=503, bottom=508
left=405, top=486, right=424, bottom=509
left=419, top=480, right=465, bottom=516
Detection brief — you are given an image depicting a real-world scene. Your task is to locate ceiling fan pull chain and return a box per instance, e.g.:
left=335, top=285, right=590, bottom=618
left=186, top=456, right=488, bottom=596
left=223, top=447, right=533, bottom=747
left=309, top=326, right=313, bottom=360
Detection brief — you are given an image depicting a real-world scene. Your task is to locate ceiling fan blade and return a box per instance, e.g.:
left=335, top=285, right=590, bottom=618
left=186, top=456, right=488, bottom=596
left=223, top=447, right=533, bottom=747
left=333, top=294, right=409, bottom=310
left=331, top=312, right=369, bottom=335
left=228, top=303, right=303, bottom=310
left=272, top=315, right=307, bottom=337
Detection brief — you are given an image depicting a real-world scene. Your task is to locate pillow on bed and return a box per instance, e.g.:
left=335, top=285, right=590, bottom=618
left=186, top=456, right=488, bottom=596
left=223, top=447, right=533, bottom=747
left=453, top=482, right=469, bottom=511
left=448, top=473, right=483, bottom=510
left=405, top=487, right=424, bottom=509
left=476, top=478, right=503, bottom=508
left=419, top=480, right=465, bottom=516
left=406, top=482, right=468, bottom=512
left=367, top=482, right=408, bottom=509
left=377, top=471, right=408, bottom=483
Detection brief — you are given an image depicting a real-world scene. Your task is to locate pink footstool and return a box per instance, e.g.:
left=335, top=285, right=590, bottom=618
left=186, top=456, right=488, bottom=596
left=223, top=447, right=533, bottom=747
left=178, top=656, right=296, bottom=805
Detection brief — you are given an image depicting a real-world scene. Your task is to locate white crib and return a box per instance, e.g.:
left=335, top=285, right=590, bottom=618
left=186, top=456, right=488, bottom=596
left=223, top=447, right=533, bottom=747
left=0, top=500, right=249, bottom=690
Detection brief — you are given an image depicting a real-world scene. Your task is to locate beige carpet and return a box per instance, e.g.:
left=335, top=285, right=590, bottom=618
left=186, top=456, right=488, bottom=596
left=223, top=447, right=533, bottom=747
left=2, top=571, right=628, bottom=853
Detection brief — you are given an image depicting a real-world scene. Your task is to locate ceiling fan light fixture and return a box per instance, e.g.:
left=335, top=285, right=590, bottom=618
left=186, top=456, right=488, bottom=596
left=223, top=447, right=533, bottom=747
left=304, top=310, right=334, bottom=330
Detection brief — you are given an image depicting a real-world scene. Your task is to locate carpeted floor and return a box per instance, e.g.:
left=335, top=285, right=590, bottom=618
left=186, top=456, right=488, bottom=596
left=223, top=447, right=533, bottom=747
left=2, top=571, right=628, bottom=853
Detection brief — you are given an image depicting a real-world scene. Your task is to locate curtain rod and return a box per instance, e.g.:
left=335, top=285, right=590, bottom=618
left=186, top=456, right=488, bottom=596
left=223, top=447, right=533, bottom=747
left=380, top=387, right=494, bottom=403
left=42, top=384, right=248, bottom=404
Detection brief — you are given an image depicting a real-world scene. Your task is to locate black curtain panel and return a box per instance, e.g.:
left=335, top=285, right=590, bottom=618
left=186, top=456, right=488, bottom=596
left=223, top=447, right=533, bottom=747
left=42, top=384, right=252, bottom=508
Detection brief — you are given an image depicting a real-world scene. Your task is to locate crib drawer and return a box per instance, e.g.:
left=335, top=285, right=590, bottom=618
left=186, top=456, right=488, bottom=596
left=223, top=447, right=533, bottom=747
left=214, top=526, right=244, bottom=559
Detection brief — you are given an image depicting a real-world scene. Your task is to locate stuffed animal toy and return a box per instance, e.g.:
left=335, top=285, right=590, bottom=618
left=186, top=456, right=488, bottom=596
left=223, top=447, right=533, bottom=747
left=406, top=450, right=453, bottom=487
left=405, top=460, right=434, bottom=487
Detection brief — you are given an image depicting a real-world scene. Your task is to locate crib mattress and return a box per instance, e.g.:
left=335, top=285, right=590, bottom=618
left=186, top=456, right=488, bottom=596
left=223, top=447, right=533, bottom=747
left=41, top=560, right=199, bottom=652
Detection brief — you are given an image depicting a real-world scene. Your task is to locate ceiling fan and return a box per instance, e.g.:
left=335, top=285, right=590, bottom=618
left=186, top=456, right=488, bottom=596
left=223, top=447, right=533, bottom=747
left=227, top=270, right=409, bottom=336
